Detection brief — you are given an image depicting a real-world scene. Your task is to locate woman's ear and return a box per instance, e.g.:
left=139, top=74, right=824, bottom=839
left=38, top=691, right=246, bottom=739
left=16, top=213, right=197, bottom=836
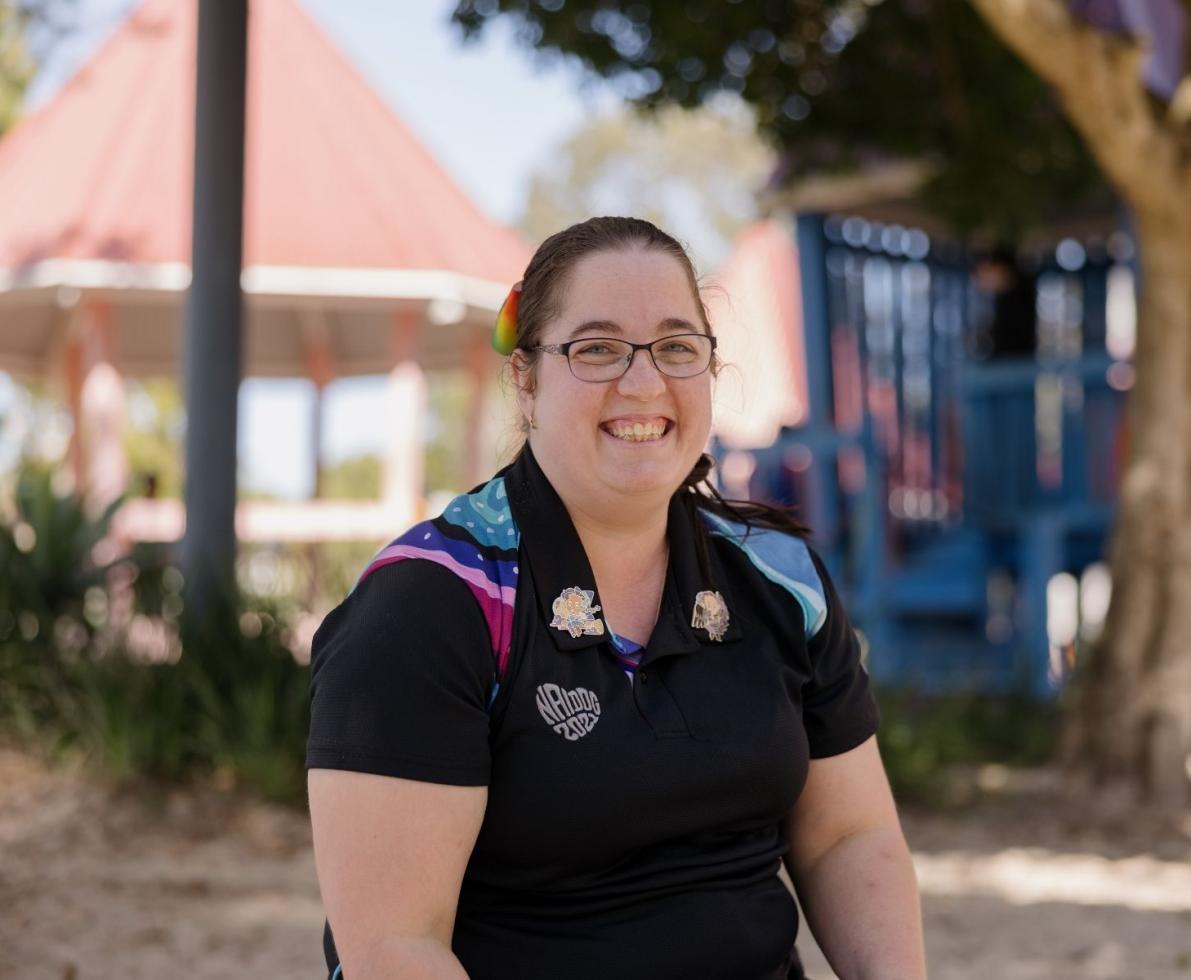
left=510, top=349, right=535, bottom=421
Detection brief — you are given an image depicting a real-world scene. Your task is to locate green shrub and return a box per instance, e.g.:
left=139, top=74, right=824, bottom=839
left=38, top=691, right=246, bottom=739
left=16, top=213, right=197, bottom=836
left=0, top=466, right=124, bottom=744
left=77, top=595, right=311, bottom=803
left=876, top=689, right=1061, bottom=804
left=0, top=465, right=311, bottom=805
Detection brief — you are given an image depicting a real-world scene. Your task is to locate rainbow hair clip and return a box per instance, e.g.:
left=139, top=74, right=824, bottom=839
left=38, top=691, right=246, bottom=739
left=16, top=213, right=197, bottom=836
left=492, top=281, right=521, bottom=355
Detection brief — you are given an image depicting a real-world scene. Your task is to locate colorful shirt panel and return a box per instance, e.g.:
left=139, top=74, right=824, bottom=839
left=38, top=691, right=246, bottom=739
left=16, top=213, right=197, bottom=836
left=357, top=475, right=519, bottom=685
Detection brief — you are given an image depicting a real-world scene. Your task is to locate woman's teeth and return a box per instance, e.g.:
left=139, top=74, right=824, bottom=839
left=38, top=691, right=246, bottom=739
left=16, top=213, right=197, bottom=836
left=606, top=420, right=667, bottom=442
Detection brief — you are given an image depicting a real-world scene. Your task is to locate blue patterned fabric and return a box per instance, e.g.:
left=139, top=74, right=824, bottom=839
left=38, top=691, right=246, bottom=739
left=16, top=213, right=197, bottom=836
left=702, top=511, right=828, bottom=638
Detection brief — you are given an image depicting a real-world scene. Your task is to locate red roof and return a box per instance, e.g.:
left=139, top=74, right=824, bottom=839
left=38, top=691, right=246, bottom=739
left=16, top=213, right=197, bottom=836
left=0, top=0, right=529, bottom=280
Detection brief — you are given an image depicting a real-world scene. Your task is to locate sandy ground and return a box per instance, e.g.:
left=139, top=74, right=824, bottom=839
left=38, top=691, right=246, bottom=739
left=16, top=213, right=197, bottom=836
left=1, top=748, right=1189, bottom=980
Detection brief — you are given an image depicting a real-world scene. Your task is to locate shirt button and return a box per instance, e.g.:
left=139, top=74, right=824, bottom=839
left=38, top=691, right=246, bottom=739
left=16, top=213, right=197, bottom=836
left=639, top=670, right=649, bottom=684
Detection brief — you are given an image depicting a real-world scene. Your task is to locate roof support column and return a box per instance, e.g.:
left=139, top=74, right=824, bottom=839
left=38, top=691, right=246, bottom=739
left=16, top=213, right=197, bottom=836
left=79, top=301, right=127, bottom=512
left=301, top=310, right=335, bottom=500
left=181, top=0, right=248, bottom=624
left=383, top=313, right=424, bottom=524
left=63, top=330, right=84, bottom=490
left=64, top=300, right=127, bottom=512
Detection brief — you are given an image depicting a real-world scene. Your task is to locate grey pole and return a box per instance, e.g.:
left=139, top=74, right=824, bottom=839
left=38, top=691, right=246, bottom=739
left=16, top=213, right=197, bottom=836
left=181, top=0, right=248, bottom=626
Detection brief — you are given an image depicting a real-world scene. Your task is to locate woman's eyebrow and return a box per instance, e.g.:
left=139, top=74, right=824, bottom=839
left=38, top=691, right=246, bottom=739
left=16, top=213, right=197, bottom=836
left=568, top=320, right=622, bottom=338
left=656, top=317, right=698, bottom=334
left=566, top=317, right=698, bottom=339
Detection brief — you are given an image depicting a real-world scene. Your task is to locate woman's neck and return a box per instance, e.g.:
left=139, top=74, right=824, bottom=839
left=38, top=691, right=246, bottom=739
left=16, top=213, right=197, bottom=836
left=574, top=510, right=669, bottom=578
left=562, top=491, right=670, bottom=588
left=529, top=447, right=673, bottom=588
left=567, top=503, right=670, bottom=646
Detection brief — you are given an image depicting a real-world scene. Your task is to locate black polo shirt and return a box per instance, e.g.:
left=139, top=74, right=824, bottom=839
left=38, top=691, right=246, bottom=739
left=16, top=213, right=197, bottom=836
left=307, top=446, right=879, bottom=980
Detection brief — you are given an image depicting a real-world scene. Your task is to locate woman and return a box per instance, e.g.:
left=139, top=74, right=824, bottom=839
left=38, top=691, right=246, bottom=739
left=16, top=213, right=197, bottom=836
left=307, top=217, right=926, bottom=980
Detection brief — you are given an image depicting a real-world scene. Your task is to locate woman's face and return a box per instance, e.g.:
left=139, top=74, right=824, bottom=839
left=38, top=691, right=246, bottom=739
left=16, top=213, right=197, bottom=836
left=518, top=248, right=713, bottom=511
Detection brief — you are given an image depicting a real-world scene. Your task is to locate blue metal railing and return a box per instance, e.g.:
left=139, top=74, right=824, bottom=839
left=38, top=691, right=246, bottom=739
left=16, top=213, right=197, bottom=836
left=739, top=213, right=1132, bottom=694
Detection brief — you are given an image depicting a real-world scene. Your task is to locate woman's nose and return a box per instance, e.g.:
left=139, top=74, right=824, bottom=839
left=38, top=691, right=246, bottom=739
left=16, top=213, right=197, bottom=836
left=616, top=348, right=667, bottom=397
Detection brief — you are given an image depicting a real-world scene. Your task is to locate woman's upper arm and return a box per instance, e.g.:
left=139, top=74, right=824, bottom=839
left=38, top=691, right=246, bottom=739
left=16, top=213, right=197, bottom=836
left=304, top=558, right=497, bottom=974
left=309, top=768, right=487, bottom=975
left=784, top=735, right=901, bottom=875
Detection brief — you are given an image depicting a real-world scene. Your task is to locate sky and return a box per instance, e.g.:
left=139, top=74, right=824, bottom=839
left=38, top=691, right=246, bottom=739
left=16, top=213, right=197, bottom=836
left=8, top=0, right=618, bottom=497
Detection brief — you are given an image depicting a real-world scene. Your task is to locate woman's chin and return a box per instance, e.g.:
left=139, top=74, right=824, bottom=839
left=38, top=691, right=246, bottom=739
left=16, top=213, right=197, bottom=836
left=596, top=455, right=687, bottom=499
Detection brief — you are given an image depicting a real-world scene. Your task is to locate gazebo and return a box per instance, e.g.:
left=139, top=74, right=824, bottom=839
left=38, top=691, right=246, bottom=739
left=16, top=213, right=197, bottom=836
left=0, top=0, right=530, bottom=541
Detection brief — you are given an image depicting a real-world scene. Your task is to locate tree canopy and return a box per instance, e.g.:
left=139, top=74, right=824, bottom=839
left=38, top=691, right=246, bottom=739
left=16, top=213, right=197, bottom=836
left=0, top=1, right=77, bottom=132
left=519, top=96, right=774, bottom=270
left=453, top=0, right=1109, bottom=241
left=0, top=1, right=37, bottom=132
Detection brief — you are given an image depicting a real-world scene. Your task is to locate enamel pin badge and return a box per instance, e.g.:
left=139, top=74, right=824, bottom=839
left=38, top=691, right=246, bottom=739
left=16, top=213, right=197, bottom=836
left=551, top=587, right=606, bottom=638
left=691, top=590, right=730, bottom=642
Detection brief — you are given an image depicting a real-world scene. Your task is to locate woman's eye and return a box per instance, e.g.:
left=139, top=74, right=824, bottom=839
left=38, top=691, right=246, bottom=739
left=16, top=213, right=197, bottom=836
left=661, top=340, right=696, bottom=354
left=575, top=342, right=613, bottom=355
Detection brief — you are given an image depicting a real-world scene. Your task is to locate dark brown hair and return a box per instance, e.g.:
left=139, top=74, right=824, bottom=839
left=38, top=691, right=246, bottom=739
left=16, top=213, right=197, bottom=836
left=510, top=216, right=810, bottom=543
left=511, top=216, right=713, bottom=382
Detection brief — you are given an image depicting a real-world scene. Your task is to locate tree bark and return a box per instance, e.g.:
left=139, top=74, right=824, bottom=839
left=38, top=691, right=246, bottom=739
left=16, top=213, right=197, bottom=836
left=969, top=0, right=1191, bottom=806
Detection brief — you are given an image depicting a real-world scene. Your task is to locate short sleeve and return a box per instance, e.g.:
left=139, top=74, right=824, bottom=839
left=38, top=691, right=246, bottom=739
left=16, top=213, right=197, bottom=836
left=306, top=558, right=495, bottom=786
left=802, top=550, right=880, bottom=759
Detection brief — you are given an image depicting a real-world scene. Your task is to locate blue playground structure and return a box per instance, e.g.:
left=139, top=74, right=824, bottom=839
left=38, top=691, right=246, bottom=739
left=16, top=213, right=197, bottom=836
left=727, top=213, right=1133, bottom=696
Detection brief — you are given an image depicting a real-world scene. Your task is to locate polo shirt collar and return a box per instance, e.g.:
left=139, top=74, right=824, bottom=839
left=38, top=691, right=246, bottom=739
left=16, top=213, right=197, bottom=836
left=503, top=446, right=743, bottom=655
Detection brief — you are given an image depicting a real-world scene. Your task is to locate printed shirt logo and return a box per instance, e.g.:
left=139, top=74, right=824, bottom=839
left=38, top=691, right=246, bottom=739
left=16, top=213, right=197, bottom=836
left=535, top=683, right=601, bottom=741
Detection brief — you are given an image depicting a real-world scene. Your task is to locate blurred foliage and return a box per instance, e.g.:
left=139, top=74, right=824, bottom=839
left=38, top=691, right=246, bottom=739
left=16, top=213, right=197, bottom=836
left=0, top=2, right=34, bottom=132
left=321, top=453, right=382, bottom=500
left=453, top=0, right=1111, bottom=243
left=0, top=462, right=311, bottom=804
left=520, top=95, right=774, bottom=270
left=0, top=0, right=78, bottom=133
left=0, top=464, right=128, bottom=745
left=0, top=465, right=124, bottom=651
left=0, top=377, right=73, bottom=466
left=238, top=538, right=377, bottom=617
left=876, top=690, right=1060, bottom=805
left=124, top=379, right=185, bottom=499
left=426, top=370, right=477, bottom=492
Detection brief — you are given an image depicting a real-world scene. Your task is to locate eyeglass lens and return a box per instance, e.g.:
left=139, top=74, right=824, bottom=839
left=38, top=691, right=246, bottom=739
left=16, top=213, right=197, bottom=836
left=567, top=335, right=713, bottom=381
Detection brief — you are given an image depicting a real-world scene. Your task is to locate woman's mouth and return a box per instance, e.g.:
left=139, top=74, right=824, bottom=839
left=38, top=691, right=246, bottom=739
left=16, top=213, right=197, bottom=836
left=600, top=418, right=673, bottom=443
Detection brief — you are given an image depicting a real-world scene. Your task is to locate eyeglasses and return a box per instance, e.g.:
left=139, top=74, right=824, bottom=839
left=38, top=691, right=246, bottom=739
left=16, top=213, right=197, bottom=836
left=530, top=333, right=717, bottom=383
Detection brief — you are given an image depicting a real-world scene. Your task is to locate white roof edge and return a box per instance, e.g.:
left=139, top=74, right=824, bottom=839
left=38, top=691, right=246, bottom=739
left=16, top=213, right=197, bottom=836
left=0, top=260, right=510, bottom=311
left=240, top=265, right=509, bottom=310
left=0, top=259, right=192, bottom=293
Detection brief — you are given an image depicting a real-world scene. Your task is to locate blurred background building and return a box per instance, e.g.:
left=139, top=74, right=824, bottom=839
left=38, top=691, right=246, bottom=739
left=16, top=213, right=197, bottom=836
left=0, top=0, right=1139, bottom=694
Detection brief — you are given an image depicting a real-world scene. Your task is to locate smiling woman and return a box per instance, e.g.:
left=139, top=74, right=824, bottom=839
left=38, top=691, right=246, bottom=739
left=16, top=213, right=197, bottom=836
left=305, top=217, right=927, bottom=980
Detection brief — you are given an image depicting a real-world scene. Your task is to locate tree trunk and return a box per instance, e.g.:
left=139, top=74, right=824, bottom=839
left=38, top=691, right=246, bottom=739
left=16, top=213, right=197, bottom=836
left=1067, top=212, right=1191, bottom=808
left=969, top=0, right=1191, bottom=806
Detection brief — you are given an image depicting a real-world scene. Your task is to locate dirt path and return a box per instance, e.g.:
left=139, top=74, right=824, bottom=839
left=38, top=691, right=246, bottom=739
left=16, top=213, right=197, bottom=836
left=1, top=749, right=1188, bottom=980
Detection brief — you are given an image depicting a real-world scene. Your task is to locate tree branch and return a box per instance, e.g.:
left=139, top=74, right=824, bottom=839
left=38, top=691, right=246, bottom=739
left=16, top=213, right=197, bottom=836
left=968, top=0, right=1185, bottom=219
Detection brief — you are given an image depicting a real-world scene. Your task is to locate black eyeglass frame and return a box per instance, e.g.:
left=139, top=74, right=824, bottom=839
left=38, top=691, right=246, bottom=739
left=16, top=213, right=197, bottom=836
left=528, top=333, right=718, bottom=382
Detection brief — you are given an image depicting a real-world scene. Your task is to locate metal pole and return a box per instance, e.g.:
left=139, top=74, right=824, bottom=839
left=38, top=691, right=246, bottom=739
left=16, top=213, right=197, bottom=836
left=182, top=0, right=248, bottom=626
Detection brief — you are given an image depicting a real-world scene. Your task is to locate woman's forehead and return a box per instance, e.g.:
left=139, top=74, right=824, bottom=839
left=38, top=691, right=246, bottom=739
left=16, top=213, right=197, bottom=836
left=551, top=249, right=701, bottom=331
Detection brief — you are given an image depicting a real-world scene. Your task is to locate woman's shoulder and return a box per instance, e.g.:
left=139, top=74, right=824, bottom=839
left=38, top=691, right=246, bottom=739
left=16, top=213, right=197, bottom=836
left=356, top=473, right=521, bottom=594
left=699, top=508, right=828, bottom=639
left=316, top=474, right=523, bottom=671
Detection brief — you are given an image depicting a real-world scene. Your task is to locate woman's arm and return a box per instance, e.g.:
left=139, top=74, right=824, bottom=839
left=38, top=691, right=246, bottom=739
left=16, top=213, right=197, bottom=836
left=309, top=768, right=487, bottom=979
left=783, top=736, right=926, bottom=980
